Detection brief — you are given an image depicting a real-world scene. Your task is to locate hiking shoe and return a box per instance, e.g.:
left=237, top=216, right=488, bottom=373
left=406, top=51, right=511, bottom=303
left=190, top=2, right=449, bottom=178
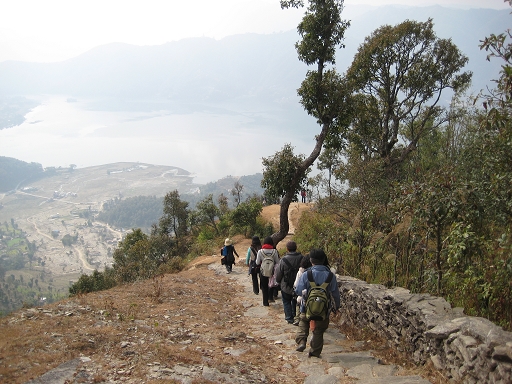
left=308, top=352, right=320, bottom=358
left=292, top=320, right=299, bottom=326
left=296, top=343, right=306, bottom=352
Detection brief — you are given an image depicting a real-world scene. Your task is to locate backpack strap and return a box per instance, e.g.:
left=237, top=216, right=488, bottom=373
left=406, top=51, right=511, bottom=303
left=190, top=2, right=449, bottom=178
left=250, top=246, right=258, bottom=261
left=282, top=258, right=292, bottom=269
left=307, top=269, right=314, bottom=284
left=307, top=269, right=333, bottom=286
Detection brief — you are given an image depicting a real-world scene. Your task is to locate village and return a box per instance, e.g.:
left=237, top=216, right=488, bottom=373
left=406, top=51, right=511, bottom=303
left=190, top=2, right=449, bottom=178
left=0, top=162, right=196, bottom=313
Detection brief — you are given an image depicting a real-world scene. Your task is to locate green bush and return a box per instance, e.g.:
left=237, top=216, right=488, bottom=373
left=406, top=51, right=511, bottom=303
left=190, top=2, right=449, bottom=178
left=69, top=268, right=116, bottom=295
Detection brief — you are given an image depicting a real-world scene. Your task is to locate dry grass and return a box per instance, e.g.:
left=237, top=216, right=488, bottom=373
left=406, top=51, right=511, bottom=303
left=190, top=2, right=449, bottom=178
left=0, top=259, right=306, bottom=383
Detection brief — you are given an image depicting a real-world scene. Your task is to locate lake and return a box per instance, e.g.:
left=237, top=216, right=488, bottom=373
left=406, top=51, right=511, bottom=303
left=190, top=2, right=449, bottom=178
left=0, top=96, right=318, bottom=184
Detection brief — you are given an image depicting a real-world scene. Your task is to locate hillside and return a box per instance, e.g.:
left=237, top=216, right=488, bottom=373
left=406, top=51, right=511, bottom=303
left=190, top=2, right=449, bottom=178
left=0, top=160, right=266, bottom=317
left=0, top=204, right=441, bottom=383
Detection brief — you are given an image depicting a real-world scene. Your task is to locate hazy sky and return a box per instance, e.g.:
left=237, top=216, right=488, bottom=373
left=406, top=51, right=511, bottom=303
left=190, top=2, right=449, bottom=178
left=0, top=0, right=508, bottom=63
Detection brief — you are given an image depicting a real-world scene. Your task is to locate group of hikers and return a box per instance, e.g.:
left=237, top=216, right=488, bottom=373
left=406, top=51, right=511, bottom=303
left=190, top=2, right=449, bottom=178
left=220, top=236, right=341, bottom=358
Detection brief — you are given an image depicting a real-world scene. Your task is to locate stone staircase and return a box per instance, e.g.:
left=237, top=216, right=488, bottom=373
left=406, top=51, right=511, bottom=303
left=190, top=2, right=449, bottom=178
left=227, top=262, right=432, bottom=384
left=25, top=260, right=434, bottom=384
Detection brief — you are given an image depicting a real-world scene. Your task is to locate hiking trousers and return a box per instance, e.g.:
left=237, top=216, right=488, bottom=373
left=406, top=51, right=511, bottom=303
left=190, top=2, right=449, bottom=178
left=260, top=275, right=270, bottom=305
left=295, top=313, right=330, bottom=357
left=250, top=271, right=259, bottom=294
left=281, top=291, right=297, bottom=323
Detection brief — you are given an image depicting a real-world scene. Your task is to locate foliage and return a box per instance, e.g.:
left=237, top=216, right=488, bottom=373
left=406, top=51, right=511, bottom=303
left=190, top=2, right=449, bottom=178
left=261, top=144, right=309, bottom=203
left=157, top=190, right=189, bottom=256
left=345, top=19, right=471, bottom=174
left=189, top=194, right=220, bottom=236
left=231, top=181, right=244, bottom=207
left=61, top=234, right=78, bottom=247
left=289, top=3, right=512, bottom=330
left=227, top=197, right=263, bottom=238
left=181, top=174, right=264, bottom=209
left=70, top=192, right=192, bottom=295
left=96, top=195, right=163, bottom=231
left=69, top=268, right=116, bottom=295
left=69, top=184, right=273, bottom=297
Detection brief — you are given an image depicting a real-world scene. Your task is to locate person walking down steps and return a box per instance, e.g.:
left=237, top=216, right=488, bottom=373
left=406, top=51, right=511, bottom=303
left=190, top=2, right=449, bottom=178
left=221, top=238, right=239, bottom=274
left=275, top=241, right=303, bottom=324
left=256, top=236, right=280, bottom=306
left=295, top=249, right=340, bottom=358
left=292, top=254, right=312, bottom=326
left=245, top=236, right=262, bottom=295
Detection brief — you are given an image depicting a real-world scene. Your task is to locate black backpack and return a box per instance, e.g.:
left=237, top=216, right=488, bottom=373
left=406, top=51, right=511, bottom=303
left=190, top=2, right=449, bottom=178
left=281, top=257, right=301, bottom=288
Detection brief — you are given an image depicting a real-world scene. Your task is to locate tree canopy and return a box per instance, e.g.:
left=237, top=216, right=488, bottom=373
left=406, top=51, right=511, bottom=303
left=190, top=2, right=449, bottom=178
left=345, top=19, right=472, bottom=171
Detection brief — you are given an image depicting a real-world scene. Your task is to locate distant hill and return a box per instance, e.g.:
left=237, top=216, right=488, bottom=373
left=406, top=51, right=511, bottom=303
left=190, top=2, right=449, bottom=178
left=0, top=5, right=507, bottom=105
left=0, top=156, right=47, bottom=192
left=183, top=173, right=264, bottom=208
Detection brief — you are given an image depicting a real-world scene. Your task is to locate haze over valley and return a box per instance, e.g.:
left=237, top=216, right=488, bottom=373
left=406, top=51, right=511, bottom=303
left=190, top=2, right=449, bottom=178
left=0, top=4, right=508, bottom=183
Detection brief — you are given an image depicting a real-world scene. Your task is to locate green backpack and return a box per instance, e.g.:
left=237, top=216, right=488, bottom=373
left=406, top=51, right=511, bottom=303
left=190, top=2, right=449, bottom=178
left=305, top=269, right=333, bottom=321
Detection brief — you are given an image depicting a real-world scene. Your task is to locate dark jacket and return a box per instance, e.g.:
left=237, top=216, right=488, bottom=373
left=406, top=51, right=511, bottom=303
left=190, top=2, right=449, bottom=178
left=222, top=245, right=236, bottom=263
left=275, top=252, right=303, bottom=295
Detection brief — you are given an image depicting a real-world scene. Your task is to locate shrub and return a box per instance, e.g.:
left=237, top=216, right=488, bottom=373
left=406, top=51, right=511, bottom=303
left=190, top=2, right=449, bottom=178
left=69, top=268, right=116, bottom=295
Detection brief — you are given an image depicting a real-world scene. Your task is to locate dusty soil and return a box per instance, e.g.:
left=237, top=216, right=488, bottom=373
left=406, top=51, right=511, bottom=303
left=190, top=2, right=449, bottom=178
left=232, top=201, right=313, bottom=253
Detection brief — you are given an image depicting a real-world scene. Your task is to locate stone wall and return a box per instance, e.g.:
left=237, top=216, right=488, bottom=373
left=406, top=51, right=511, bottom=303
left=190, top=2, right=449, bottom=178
left=335, top=275, right=512, bottom=383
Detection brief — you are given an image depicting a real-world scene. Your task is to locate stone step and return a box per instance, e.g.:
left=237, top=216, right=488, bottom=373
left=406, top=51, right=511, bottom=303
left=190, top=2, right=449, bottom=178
left=225, top=262, right=434, bottom=383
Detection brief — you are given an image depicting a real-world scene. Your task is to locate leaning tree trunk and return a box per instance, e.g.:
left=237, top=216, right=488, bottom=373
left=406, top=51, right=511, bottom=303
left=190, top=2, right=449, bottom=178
left=271, top=123, right=330, bottom=246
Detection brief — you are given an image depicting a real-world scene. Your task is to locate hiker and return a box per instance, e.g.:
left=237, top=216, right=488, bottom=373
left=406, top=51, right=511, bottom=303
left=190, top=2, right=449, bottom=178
left=245, top=236, right=262, bottom=295
left=276, top=241, right=303, bottom=324
left=221, top=238, right=239, bottom=274
left=292, top=254, right=312, bottom=325
left=295, top=248, right=340, bottom=358
left=300, top=189, right=306, bottom=203
left=269, top=259, right=280, bottom=303
left=255, top=236, right=280, bottom=306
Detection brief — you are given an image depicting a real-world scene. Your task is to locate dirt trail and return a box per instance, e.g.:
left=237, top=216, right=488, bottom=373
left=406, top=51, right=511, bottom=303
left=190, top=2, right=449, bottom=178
left=1, top=203, right=435, bottom=384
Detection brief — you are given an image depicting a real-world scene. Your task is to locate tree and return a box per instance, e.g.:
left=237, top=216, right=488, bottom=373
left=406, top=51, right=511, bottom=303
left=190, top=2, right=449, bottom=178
left=479, top=0, right=512, bottom=128
left=156, top=190, right=189, bottom=258
left=264, top=0, right=350, bottom=244
left=345, top=19, right=471, bottom=172
left=317, top=147, right=343, bottom=197
left=231, top=181, right=244, bottom=207
left=261, top=143, right=308, bottom=204
left=217, top=193, right=229, bottom=218
left=228, top=198, right=263, bottom=237
left=191, top=194, right=221, bottom=236
left=112, top=229, right=152, bottom=282
left=158, top=190, right=189, bottom=239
